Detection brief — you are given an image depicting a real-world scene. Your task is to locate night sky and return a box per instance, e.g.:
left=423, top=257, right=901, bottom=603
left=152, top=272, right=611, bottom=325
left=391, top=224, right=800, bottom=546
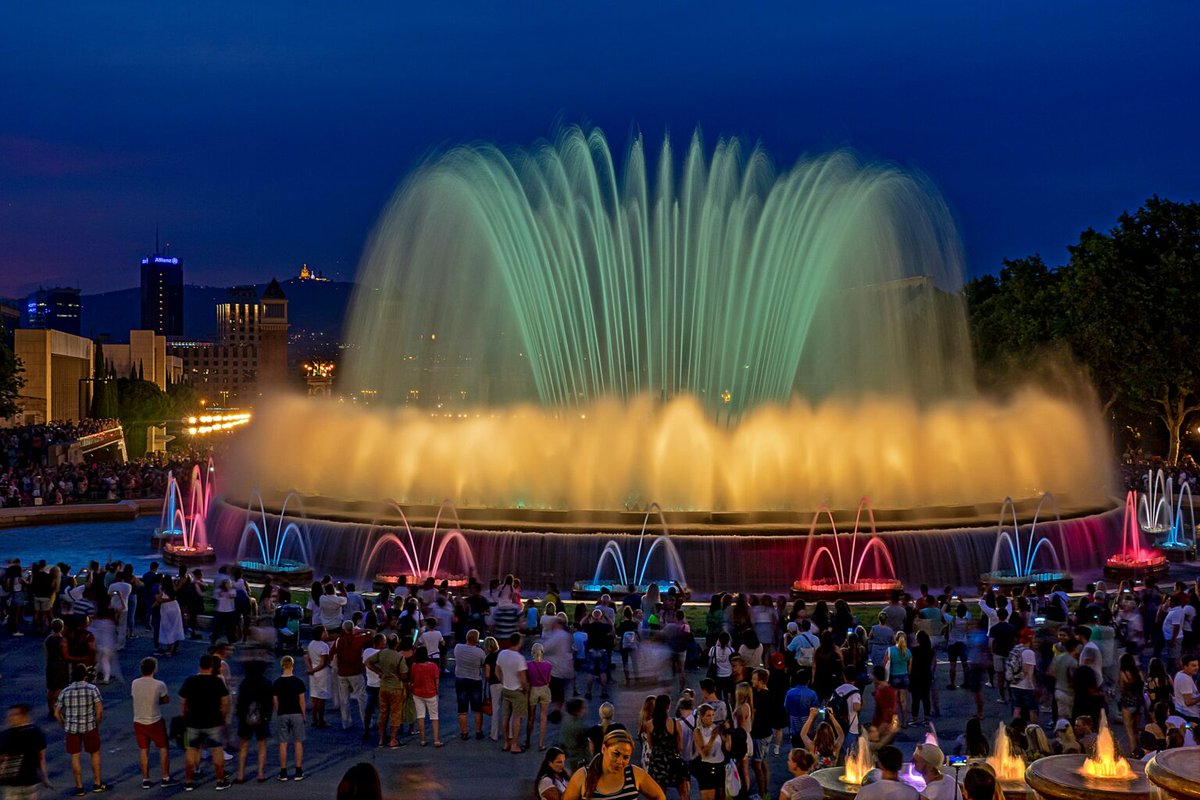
left=1, top=3, right=1197, bottom=297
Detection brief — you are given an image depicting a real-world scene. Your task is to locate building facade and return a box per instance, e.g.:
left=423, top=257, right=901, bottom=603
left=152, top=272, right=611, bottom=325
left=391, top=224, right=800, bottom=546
left=104, top=330, right=182, bottom=391
left=169, top=280, right=289, bottom=404
left=22, top=287, right=82, bottom=336
left=12, top=329, right=93, bottom=424
left=140, top=254, right=184, bottom=336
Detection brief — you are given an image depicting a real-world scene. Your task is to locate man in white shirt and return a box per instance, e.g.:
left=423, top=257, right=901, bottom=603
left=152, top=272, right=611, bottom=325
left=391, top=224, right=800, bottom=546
left=361, top=633, right=384, bottom=740
left=495, top=633, right=529, bottom=753
left=832, top=668, right=863, bottom=756
left=911, top=743, right=956, bottom=800
left=131, top=657, right=176, bottom=788
left=1173, top=656, right=1199, bottom=723
left=856, top=745, right=918, bottom=799
left=318, top=584, right=348, bottom=629
left=1162, top=596, right=1187, bottom=670
left=1010, top=629, right=1040, bottom=724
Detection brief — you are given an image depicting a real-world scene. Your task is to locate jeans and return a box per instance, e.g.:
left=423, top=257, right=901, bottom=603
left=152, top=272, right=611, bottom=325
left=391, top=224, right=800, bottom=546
left=363, top=685, right=379, bottom=732
left=337, top=673, right=367, bottom=729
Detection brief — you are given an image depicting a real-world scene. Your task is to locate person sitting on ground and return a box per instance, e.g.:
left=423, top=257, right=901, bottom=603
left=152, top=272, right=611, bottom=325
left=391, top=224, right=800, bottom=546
left=778, top=748, right=822, bottom=800
left=961, top=765, right=999, bottom=800
left=856, top=744, right=918, bottom=799
left=913, top=743, right=957, bottom=800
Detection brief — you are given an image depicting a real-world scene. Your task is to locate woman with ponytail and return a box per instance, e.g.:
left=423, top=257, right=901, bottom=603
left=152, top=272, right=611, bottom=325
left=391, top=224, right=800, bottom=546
left=562, top=728, right=666, bottom=800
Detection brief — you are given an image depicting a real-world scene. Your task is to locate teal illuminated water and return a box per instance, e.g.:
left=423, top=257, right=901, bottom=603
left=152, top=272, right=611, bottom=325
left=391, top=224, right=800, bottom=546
left=235, top=128, right=1113, bottom=511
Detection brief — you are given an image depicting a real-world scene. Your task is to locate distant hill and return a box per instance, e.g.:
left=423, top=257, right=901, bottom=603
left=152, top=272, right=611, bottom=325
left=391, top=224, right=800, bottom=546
left=80, top=278, right=356, bottom=344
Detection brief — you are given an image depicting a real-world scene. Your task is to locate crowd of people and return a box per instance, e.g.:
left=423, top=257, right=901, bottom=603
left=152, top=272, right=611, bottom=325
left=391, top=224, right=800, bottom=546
left=0, top=420, right=212, bottom=507
left=0, top=555, right=1197, bottom=799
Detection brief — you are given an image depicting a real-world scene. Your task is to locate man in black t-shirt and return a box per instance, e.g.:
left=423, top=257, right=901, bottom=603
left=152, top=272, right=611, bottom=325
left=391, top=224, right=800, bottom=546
left=988, top=608, right=1018, bottom=703
left=272, top=656, right=307, bottom=781
left=583, top=610, right=614, bottom=699
left=178, top=655, right=230, bottom=791
left=749, top=669, right=775, bottom=800
left=30, top=563, right=54, bottom=634
left=0, top=704, right=48, bottom=795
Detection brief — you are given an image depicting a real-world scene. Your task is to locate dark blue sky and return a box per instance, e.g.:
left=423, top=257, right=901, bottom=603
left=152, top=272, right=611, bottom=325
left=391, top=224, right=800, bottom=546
left=1, top=3, right=1197, bottom=296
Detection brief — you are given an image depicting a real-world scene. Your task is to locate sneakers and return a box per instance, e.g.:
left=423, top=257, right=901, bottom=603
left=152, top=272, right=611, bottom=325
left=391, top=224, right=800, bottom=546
left=277, top=770, right=289, bottom=782
left=215, top=779, right=231, bottom=791
left=183, top=783, right=195, bottom=792
left=92, top=785, right=110, bottom=794
left=160, top=778, right=179, bottom=788
left=293, top=768, right=305, bottom=782
left=142, top=780, right=152, bottom=790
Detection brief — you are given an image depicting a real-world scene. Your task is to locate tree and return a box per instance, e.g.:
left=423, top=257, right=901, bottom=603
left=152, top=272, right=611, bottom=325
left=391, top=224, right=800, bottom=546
left=964, top=255, right=1067, bottom=383
left=116, top=377, right=171, bottom=456
left=1064, top=197, right=1200, bottom=463
left=0, top=342, right=24, bottom=419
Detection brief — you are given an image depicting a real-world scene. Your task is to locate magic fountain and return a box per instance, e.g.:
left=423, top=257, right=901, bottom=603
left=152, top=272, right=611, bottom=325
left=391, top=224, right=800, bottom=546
left=160, top=460, right=216, bottom=566
left=986, top=723, right=1033, bottom=799
left=358, top=500, right=477, bottom=592
left=1105, top=491, right=1169, bottom=580
left=980, top=494, right=1073, bottom=592
left=234, top=492, right=313, bottom=585
left=225, top=126, right=1117, bottom=589
left=1139, top=469, right=1197, bottom=562
left=793, top=498, right=901, bottom=600
left=811, top=739, right=873, bottom=798
left=573, top=503, right=688, bottom=599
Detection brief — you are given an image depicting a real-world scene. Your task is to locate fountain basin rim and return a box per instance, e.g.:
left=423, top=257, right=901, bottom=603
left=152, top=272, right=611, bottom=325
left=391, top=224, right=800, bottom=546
left=221, top=494, right=1116, bottom=536
left=1146, top=746, right=1200, bottom=800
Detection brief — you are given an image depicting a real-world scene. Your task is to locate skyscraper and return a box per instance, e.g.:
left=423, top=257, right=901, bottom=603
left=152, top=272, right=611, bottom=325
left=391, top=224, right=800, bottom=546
left=140, top=253, right=184, bottom=336
left=22, top=287, right=82, bottom=335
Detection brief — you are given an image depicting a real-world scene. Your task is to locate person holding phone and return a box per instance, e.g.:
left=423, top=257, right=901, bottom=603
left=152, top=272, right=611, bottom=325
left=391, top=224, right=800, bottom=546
left=799, top=706, right=843, bottom=768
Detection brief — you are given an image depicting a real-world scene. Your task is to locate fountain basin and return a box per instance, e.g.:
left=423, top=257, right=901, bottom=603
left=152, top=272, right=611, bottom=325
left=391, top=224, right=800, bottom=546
left=810, top=767, right=863, bottom=799
left=152, top=528, right=182, bottom=550
left=1025, top=755, right=1154, bottom=800
left=162, top=542, right=216, bottom=567
left=1103, top=553, right=1169, bottom=581
left=792, top=578, right=903, bottom=602
left=1147, top=746, right=1200, bottom=799
left=978, top=570, right=1074, bottom=593
left=236, top=559, right=313, bottom=587
left=373, top=573, right=471, bottom=594
left=570, top=581, right=689, bottom=601
left=1153, top=540, right=1196, bottom=563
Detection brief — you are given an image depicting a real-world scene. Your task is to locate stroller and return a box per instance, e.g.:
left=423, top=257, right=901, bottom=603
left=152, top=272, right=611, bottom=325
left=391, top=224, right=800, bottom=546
left=273, top=603, right=303, bottom=654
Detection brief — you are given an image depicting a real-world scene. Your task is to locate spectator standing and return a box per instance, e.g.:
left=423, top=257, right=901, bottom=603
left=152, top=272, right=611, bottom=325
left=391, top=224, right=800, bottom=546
left=53, top=664, right=108, bottom=795
left=453, top=629, right=486, bottom=740
left=304, top=626, right=332, bottom=729
left=365, top=636, right=409, bottom=749
left=130, top=657, right=175, bottom=789
left=178, top=654, right=231, bottom=791
left=410, top=647, right=442, bottom=747
left=235, top=659, right=274, bottom=784
left=0, top=704, right=49, bottom=800
left=360, top=633, right=384, bottom=741
left=43, top=619, right=70, bottom=717
left=272, top=656, right=307, bottom=782
left=330, top=621, right=371, bottom=732
left=497, top=633, right=530, bottom=754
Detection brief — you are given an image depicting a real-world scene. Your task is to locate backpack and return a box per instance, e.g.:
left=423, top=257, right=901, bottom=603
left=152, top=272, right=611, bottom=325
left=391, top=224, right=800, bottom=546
left=1004, top=646, right=1027, bottom=685
left=245, top=700, right=263, bottom=727
left=621, top=630, right=639, bottom=650
left=829, top=686, right=854, bottom=732
left=794, top=632, right=818, bottom=667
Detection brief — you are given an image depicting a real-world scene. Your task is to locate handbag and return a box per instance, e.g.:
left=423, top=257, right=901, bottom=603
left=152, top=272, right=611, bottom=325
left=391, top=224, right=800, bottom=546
left=482, top=694, right=493, bottom=716
left=724, top=760, right=742, bottom=796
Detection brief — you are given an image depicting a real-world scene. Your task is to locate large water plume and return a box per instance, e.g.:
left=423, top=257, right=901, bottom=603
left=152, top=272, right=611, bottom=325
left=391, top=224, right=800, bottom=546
left=237, top=126, right=1113, bottom=512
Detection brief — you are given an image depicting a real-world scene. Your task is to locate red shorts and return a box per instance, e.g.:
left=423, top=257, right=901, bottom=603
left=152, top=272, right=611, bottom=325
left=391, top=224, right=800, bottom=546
left=134, top=720, right=168, bottom=749
left=65, top=728, right=101, bottom=755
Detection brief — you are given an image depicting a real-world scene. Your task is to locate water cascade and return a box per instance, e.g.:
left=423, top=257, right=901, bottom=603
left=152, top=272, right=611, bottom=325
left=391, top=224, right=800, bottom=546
left=793, top=498, right=901, bottom=600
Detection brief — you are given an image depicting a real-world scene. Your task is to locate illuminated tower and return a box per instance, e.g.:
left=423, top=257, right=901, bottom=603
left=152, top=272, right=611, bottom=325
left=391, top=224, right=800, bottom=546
left=140, top=253, right=184, bottom=336
left=257, top=278, right=289, bottom=387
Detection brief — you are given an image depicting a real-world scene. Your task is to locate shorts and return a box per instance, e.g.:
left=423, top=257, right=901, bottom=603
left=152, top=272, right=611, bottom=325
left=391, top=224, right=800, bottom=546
left=237, top=721, right=271, bottom=741
left=549, top=676, right=567, bottom=704
left=529, top=685, right=551, bottom=710
left=501, top=687, right=529, bottom=718
left=1010, top=687, right=1038, bottom=713
left=413, top=694, right=439, bottom=721
left=947, top=642, right=966, bottom=664
left=456, top=678, right=483, bottom=714
left=888, top=674, right=909, bottom=691
left=588, top=649, right=610, bottom=676
left=692, top=759, right=723, bottom=790
left=186, top=726, right=224, bottom=750
left=33, top=597, right=52, bottom=612
left=964, top=665, right=986, bottom=692
left=65, top=728, right=101, bottom=755
left=276, top=714, right=306, bottom=743
left=992, top=655, right=1008, bottom=675
left=134, top=720, right=168, bottom=749
left=752, top=735, right=772, bottom=762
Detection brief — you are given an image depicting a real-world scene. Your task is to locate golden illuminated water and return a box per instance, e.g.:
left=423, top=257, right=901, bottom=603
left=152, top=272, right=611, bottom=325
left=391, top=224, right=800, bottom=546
left=986, top=722, right=1026, bottom=783
left=1081, top=711, right=1135, bottom=780
left=840, top=739, right=872, bottom=784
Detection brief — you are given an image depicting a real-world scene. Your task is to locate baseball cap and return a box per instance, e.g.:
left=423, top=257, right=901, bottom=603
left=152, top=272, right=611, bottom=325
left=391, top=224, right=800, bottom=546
left=916, top=744, right=945, bottom=767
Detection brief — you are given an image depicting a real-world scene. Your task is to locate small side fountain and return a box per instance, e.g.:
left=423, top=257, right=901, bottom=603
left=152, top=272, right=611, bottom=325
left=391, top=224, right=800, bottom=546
left=1025, top=711, right=1153, bottom=800
left=1147, top=745, right=1200, bottom=800
left=161, top=460, right=216, bottom=566
left=792, top=498, right=902, bottom=601
left=359, top=500, right=477, bottom=593
left=980, top=494, right=1073, bottom=592
left=234, top=492, right=314, bottom=586
left=1104, top=491, right=1169, bottom=581
left=986, top=723, right=1033, bottom=799
left=811, top=738, right=872, bottom=798
left=571, top=503, right=689, bottom=600
left=1140, top=469, right=1198, bottom=562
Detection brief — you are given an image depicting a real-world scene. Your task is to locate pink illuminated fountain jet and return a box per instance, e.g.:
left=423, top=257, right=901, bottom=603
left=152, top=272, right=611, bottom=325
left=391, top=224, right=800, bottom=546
left=359, top=499, right=477, bottom=592
left=1104, top=491, right=1169, bottom=581
left=793, top=498, right=902, bottom=601
left=160, top=458, right=217, bottom=566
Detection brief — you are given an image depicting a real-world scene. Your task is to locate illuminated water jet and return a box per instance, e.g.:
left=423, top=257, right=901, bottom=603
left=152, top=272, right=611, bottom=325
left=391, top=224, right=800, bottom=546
left=358, top=500, right=477, bottom=592
left=572, top=503, right=688, bottom=598
left=1105, top=491, right=1168, bottom=580
left=793, top=498, right=901, bottom=600
left=980, top=494, right=1073, bottom=591
left=160, top=459, right=216, bottom=566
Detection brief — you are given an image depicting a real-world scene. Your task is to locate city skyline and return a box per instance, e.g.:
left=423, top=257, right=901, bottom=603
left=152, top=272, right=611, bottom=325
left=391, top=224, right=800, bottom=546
left=2, top=4, right=1199, bottom=297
